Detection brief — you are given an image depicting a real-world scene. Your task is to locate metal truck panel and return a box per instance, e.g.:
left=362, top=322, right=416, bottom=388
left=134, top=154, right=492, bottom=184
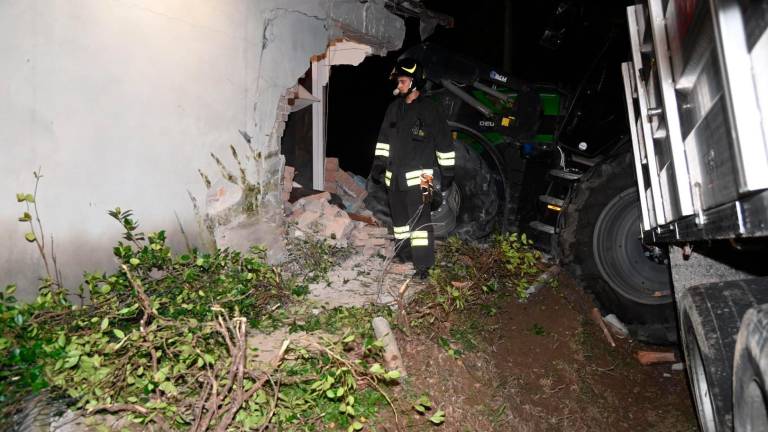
left=751, top=19, right=768, bottom=163
left=667, top=0, right=714, bottom=88
left=659, top=161, right=682, bottom=222
left=622, top=61, right=652, bottom=230
left=627, top=4, right=667, bottom=226
left=646, top=186, right=657, bottom=228
left=677, top=45, right=722, bottom=139
left=709, top=0, right=768, bottom=193
left=626, top=0, right=768, bottom=241
left=684, top=96, right=740, bottom=210
left=648, top=0, right=695, bottom=217
left=643, top=189, right=768, bottom=243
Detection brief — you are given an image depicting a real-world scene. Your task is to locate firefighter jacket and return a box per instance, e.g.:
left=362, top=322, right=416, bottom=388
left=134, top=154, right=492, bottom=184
left=372, top=95, right=455, bottom=191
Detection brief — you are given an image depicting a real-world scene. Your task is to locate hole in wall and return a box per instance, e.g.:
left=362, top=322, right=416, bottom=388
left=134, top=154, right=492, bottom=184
left=280, top=68, right=314, bottom=189
left=325, top=54, right=396, bottom=178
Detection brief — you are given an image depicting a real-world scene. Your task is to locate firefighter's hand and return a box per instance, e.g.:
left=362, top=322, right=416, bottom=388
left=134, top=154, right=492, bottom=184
left=370, top=163, right=385, bottom=183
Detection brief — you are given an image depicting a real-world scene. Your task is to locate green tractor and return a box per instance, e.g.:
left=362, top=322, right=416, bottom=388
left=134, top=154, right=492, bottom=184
left=365, top=42, right=677, bottom=344
left=366, top=42, right=566, bottom=244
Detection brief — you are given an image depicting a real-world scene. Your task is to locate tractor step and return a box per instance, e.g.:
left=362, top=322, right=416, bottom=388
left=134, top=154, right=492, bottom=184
left=539, top=195, right=565, bottom=207
left=529, top=221, right=556, bottom=235
left=549, top=169, right=582, bottom=181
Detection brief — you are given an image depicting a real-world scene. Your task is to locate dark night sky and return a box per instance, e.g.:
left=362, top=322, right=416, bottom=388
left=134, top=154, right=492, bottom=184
left=325, top=0, right=632, bottom=177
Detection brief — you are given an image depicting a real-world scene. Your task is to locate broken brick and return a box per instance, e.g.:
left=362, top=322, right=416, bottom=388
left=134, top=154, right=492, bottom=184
left=325, top=157, right=339, bottom=173
left=335, top=169, right=366, bottom=198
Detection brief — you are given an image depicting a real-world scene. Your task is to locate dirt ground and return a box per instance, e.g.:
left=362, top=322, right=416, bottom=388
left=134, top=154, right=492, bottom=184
left=376, top=272, right=698, bottom=431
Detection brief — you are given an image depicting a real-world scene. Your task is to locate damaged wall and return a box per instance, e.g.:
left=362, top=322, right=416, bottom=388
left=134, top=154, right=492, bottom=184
left=0, top=0, right=404, bottom=299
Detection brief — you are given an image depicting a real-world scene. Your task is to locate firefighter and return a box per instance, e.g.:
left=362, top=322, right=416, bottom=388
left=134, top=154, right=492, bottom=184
left=371, top=58, right=455, bottom=279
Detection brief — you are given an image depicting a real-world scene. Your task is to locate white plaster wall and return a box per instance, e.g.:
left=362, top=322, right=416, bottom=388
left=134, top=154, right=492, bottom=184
left=0, top=0, right=402, bottom=299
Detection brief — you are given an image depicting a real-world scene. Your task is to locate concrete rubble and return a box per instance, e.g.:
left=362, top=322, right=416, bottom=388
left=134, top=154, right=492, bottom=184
left=281, top=161, right=426, bottom=308
left=222, top=163, right=420, bottom=392
left=323, top=157, right=368, bottom=213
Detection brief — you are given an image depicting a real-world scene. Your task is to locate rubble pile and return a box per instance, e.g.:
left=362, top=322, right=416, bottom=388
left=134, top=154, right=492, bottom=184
left=323, top=157, right=368, bottom=213
left=285, top=191, right=397, bottom=258
left=306, top=258, right=419, bottom=308
left=283, top=159, right=389, bottom=253
left=280, top=161, right=425, bottom=308
left=287, top=191, right=355, bottom=246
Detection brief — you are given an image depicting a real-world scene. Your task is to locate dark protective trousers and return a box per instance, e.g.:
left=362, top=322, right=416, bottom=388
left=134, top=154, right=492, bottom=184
left=388, top=187, right=435, bottom=270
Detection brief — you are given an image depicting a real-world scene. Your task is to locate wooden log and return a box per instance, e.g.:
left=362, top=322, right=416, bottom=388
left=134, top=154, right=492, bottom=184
left=635, top=350, right=677, bottom=365
left=346, top=212, right=379, bottom=226
left=372, top=316, right=406, bottom=377
left=590, top=307, right=616, bottom=347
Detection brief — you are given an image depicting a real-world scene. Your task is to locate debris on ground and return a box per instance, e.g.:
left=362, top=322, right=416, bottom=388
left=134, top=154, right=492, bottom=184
left=372, top=316, right=406, bottom=376
left=287, top=192, right=355, bottom=246
left=3, top=180, right=697, bottom=431
left=323, top=158, right=368, bottom=213
left=280, top=176, right=428, bottom=310
left=635, top=350, right=678, bottom=365
left=524, top=264, right=561, bottom=297
left=602, top=313, right=630, bottom=337
left=590, top=307, right=617, bottom=347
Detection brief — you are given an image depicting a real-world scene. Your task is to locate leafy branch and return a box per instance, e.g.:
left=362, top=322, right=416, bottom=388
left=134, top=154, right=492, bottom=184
left=3, top=193, right=403, bottom=430
left=16, top=168, right=62, bottom=289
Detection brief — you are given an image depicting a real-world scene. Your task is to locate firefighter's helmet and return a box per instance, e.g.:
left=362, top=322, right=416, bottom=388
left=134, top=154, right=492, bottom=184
left=391, top=58, right=426, bottom=93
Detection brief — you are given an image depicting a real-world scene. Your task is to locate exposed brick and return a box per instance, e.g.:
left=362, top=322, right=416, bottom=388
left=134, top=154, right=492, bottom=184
left=322, top=216, right=352, bottom=241
left=325, top=168, right=336, bottom=183
left=283, top=165, right=295, bottom=192
left=367, top=227, right=390, bottom=237
left=335, top=169, right=366, bottom=198
left=325, top=157, right=339, bottom=172
left=299, top=191, right=331, bottom=203
left=295, top=211, right=320, bottom=232
left=367, top=237, right=388, bottom=247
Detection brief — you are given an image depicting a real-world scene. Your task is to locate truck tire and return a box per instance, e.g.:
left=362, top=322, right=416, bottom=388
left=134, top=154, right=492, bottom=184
left=558, top=152, right=676, bottom=343
left=733, top=301, right=768, bottom=432
left=679, top=279, right=768, bottom=432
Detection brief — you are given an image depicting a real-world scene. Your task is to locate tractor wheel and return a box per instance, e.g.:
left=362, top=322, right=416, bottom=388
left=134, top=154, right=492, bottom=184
left=558, top=152, right=677, bottom=343
left=450, top=130, right=501, bottom=240
left=364, top=127, right=502, bottom=240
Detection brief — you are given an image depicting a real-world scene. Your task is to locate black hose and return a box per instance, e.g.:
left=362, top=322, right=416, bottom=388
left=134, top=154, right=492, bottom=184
left=447, top=121, right=510, bottom=233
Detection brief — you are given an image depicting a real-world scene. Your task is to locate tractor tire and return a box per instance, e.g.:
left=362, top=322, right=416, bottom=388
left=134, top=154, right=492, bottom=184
left=364, top=136, right=501, bottom=240
left=558, top=152, right=677, bottom=344
left=679, top=279, right=768, bottom=432
left=451, top=134, right=501, bottom=240
left=733, top=300, right=768, bottom=432
left=364, top=173, right=392, bottom=228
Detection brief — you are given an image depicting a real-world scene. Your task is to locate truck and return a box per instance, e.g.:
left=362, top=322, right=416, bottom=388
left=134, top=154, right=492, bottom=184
left=618, top=1, right=768, bottom=430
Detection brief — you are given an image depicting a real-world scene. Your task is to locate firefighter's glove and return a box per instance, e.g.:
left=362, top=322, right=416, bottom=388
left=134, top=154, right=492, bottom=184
left=430, top=188, right=443, bottom=211
left=370, top=162, right=386, bottom=185
left=420, top=173, right=434, bottom=204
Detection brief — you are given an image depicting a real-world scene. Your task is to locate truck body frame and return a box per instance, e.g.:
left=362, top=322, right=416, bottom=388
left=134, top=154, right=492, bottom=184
left=622, top=0, right=768, bottom=429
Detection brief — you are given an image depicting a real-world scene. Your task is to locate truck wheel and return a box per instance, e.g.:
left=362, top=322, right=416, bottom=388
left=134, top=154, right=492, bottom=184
left=679, top=279, right=768, bottom=432
left=558, top=152, right=676, bottom=343
left=734, top=302, right=768, bottom=432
